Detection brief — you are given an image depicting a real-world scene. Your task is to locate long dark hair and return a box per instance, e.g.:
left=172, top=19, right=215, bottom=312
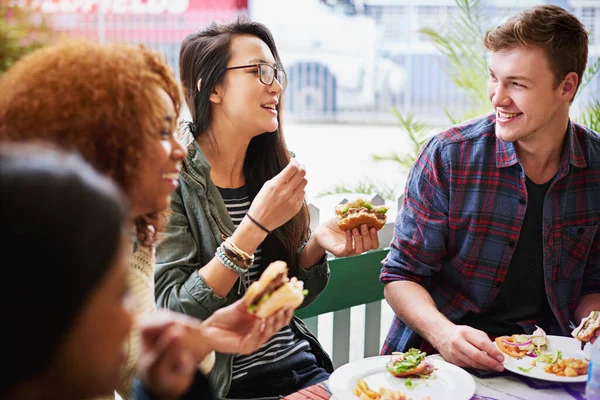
left=179, top=17, right=310, bottom=274
left=0, top=142, right=128, bottom=393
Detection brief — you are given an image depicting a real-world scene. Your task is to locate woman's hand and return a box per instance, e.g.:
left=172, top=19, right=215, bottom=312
left=202, top=298, right=295, bottom=355
left=137, top=312, right=205, bottom=399
left=247, top=158, right=307, bottom=231
left=314, top=216, right=381, bottom=257
left=136, top=302, right=294, bottom=398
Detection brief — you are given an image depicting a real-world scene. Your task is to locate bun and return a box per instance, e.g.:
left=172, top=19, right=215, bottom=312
left=243, top=261, right=306, bottom=318
left=335, top=198, right=388, bottom=232
left=337, top=210, right=386, bottom=231
left=253, top=278, right=304, bottom=318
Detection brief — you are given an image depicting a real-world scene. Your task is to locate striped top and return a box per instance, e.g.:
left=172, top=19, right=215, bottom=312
left=217, top=186, right=311, bottom=381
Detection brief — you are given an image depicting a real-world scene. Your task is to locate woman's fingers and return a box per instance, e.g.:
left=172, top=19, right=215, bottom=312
left=352, top=228, right=364, bottom=254
left=369, top=227, right=380, bottom=249
left=359, top=224, right=372, bottom=250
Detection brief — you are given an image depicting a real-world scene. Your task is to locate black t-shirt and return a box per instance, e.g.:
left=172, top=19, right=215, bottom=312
left=459, top=176, right=556, bottom=336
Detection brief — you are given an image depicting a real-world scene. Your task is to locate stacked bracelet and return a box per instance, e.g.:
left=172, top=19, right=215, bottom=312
left=223, top=237, right=254, bottom=265
left=215, top=247, right=248, bottom=275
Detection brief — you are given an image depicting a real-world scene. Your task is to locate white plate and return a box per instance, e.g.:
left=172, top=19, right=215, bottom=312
left=329, top=355, right=476, bottom=400
left=496, top=334, right=590, bottom=382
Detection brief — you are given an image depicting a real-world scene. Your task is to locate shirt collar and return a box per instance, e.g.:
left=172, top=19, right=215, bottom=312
left=495, top=119, right=587, bottom=171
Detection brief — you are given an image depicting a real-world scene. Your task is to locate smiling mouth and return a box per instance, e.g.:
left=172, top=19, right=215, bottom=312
left=497, top=110, right=522, bottom=120
left=162, top=173, right=179, bottom=180
left=261, top=104, right=277, bottom=110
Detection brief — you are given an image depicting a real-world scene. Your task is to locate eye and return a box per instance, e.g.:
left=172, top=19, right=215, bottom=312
left=160, top=129, right=171, bottom=140
left=488, top=73, right=497, bottom=81
left=512, top=82, right=526, bottom=88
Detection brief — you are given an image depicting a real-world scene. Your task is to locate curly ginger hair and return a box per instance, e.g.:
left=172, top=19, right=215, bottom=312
left=0, top=39, right=181, bottom=247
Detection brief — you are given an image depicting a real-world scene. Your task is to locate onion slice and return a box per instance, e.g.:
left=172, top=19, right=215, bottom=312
left=501, top=338, right=532, bottom=347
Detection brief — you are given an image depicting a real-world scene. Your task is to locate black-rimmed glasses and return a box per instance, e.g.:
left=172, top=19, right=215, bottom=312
left=225, top=63, right=288, bottom=91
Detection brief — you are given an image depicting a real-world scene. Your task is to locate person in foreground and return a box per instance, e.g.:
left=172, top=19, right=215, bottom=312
left=0, top=39, right=193, bottom=399
left=155, top=17, right=381, bottom=398
left=380, top=5, right=600, bottom=372
left=0, top=143, right=294, bottom=400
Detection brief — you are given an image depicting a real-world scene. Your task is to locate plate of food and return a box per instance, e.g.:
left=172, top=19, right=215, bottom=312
left=328, top=349, right=475, bottom=400
left=494, top=324, right=592, bottom=382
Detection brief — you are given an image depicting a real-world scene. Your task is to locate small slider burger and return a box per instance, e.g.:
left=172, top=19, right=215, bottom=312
left=335, top=198, right=388, bottom=231
left=572, top=311, right=600, bottom=350
left=243, top=261, right=307, bottom=318
left=386, top=348, right=434, bottom=378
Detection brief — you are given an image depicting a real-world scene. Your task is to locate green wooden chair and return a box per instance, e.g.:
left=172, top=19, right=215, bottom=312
left=296, top=248, right=389, bottom=368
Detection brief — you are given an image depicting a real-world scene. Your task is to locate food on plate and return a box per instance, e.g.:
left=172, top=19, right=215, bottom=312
left=494, top=327, right=548, bottom=359
left=335, top=198, right=389, bottom=231
left=243, top=261, right=306, bottom=318
left=353, top=378, right=426, bottom=400
left=386, top=348, right=434, bottom=378
left=543, top=357, right=589, bottom=377
left=572, top=310, right=600, bottom=349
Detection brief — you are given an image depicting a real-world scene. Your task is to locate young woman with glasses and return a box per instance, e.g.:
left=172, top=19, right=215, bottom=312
left=155, top=17, right=382, bottom=399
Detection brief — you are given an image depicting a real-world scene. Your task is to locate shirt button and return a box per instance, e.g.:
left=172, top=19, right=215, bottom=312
left=509, top=240, right=516, bottom=247
left=519, top=198, right=526, bottom=205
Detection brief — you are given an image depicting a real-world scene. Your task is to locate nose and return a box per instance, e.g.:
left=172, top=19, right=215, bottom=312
left=269, top=78, right=284, bottom=95
left=171, top=137, right=187, bottom=161
left=490, top=82, right=510, bottom=108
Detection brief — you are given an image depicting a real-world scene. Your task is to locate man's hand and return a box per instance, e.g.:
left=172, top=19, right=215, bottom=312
left=203, top=298, right=295, bottom=355
left=434, top=325, right=505, bottom=371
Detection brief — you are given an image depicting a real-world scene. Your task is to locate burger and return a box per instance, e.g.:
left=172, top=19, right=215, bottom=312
left=335, top=198, right=389, bottom=231
left=243, top=261, right=307, bottom=318
left=572, top=311, right=600, bottom=349
left=386, top=348, right=434, bottom=378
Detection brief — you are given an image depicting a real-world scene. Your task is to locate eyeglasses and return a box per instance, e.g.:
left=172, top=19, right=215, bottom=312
left=225, top=63, right=288, bottom=91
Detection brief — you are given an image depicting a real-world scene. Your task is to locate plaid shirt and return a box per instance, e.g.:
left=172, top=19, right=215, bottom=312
left=380, top=114, right=600, bottom=354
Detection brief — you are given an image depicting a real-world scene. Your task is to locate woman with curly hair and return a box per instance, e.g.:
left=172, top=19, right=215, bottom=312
left=0, top=39, right=294, bottom=399
left=155, top=17, right=382, bottom=398
left=0, top=40, right=189, bottom=399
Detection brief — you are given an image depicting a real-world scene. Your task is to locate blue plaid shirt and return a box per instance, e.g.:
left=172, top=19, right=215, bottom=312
left=380, top=114, right=600, bottom=354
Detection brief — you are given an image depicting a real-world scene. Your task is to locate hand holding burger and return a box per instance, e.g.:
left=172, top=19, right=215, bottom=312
left=335, top=198, right=388, bottom=231
left=572, top=310, right=600, bottom=349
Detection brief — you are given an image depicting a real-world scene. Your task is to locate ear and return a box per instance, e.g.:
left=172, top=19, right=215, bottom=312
left=209, top=83, right=223, bottom=105
left=560, top=71, right=578, bottom=103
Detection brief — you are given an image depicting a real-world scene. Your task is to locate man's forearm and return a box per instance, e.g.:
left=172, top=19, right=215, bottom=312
left=384, top=280, right=454, bottom=348
left=575, top=293, right=600, bottom=324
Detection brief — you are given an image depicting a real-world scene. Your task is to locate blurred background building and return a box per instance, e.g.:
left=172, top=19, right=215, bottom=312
left=24, top=0, right=600, bottom=125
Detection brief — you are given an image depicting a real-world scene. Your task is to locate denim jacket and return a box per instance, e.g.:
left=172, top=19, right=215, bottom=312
left=155, top=139, right=333, bottom=398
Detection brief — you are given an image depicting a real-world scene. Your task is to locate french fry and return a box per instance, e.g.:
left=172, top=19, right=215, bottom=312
left=353, top=378, right=415, bottom=400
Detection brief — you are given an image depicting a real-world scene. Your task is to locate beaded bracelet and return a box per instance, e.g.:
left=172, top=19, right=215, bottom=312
left=215, top=247, right=248, bottom=275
